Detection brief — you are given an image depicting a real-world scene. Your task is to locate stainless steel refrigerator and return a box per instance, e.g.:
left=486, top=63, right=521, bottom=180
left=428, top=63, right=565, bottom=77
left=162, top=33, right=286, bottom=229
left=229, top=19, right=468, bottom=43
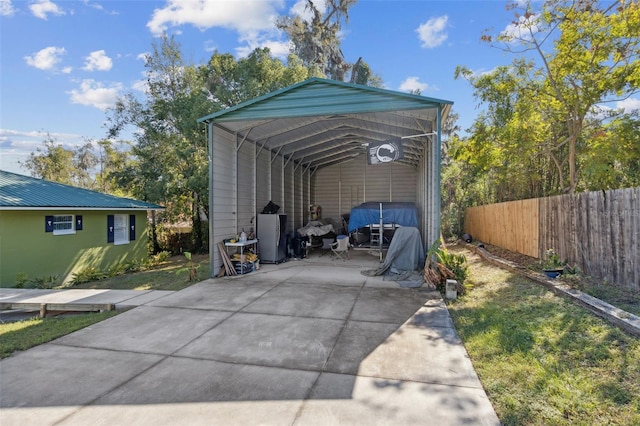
left=257, top=214, right=287, bottom=263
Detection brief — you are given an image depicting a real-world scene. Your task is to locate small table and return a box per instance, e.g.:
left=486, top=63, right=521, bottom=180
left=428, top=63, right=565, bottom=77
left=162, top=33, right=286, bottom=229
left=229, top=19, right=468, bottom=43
left=224, top=239, right=258, bottom=274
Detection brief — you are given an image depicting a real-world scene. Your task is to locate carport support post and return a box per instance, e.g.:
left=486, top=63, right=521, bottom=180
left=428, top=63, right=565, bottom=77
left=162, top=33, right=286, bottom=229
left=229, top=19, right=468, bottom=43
left=435, top=105, right=442, bottom=246
left=208, top=121, right=215, bottom=279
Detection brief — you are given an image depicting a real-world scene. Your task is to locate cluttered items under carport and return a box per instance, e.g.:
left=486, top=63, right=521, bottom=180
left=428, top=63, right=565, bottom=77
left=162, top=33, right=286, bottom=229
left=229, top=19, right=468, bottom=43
left=361, top=226, right=425, bottom=287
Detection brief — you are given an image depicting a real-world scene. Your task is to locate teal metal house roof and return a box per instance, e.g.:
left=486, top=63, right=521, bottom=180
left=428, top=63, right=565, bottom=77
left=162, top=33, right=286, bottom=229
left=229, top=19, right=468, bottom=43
left=0, top=170, right=164, bottom=210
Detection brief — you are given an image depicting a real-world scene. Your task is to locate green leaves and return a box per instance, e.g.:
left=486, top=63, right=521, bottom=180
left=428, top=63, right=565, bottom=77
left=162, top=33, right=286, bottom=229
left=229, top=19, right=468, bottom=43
left=454, top=0, right=639, bottom=203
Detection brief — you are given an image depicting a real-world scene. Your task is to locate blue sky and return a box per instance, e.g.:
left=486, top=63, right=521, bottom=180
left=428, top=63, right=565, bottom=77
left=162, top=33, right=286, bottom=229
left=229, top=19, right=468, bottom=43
left=2, top=0, right=638, bottom=176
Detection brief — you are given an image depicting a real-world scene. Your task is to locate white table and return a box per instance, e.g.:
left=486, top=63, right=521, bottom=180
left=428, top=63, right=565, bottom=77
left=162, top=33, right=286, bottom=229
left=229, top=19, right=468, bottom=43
left=224, top=239, right=258, bottom=274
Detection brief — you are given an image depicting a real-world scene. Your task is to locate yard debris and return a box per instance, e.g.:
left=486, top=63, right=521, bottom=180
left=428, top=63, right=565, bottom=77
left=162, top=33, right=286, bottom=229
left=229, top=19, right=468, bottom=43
left=217, top=242, right=237, bottom=276
left=423, top=261, right=454, bottom=290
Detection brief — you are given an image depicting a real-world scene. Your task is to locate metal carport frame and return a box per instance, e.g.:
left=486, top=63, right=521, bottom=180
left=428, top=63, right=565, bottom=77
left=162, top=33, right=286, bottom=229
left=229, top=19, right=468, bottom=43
left=198, top=78, right=453, bottom=277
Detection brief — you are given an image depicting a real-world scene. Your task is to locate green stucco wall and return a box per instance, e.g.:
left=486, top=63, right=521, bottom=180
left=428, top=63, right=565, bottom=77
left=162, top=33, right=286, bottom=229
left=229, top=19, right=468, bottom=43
left=0, top=210, right=149, bottom=287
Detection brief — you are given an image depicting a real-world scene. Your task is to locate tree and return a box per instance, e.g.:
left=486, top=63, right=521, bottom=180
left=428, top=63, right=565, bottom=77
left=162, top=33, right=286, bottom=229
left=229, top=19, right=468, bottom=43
left=457, top=0, right=640, bottom=195
left=107, top=34, right=212, bottom=252
left=73, top=141, right=99, bottom=189
left=107, top=36, right=314, bottom=253
left=277, top=0, right=364, bottom=82
left=95, top=139, right=133, bottom=195
left=202, top=49, right=311, bottom=109
left=21, top=134, right=75, bottom=185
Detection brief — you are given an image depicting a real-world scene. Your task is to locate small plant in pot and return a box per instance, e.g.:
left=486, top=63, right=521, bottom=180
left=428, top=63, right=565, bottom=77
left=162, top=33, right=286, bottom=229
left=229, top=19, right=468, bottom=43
left=542, top=248, right=566, bottom=279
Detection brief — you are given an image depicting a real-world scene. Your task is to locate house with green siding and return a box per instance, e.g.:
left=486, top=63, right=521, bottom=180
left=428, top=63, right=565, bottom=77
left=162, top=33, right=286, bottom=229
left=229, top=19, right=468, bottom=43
left=0, top=170, right=164, bottom=287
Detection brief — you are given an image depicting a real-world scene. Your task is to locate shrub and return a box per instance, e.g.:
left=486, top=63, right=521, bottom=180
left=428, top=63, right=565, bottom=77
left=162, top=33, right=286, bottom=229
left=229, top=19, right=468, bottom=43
left=425, top=242, right=470, bottom=295
left=69, top=268, right=108, bottom=286
left=151, top=250, right=171, bottom=264
left=28, top=275, right=59, bottom=289
left=15, top=273, right=29, bottom=288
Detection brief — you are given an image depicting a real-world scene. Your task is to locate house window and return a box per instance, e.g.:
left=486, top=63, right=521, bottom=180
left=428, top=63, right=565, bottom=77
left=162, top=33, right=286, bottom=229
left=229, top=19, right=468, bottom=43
left=113, top=214, right=129, bottom=245
left=107, top=214, right=137, bottom=244
left=47, top=215, right=75, bottom=235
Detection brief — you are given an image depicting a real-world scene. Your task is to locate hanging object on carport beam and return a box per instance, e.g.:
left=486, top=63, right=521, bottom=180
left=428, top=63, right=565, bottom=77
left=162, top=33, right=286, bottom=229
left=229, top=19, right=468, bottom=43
left=366, top=138, right=404, bottom=165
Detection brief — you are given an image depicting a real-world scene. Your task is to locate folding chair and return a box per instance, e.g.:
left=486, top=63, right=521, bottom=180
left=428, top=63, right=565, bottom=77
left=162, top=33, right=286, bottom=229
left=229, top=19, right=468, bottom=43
left=331, top=235, right=350, bottom=260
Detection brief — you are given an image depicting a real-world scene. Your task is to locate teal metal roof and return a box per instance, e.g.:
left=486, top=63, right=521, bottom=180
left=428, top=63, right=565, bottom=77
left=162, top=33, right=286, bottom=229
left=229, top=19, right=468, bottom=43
left=0, top=170, right=164, bottom=210
left=198, top=78, right=453, bottom=170
left=198, top=77, right=452, bottom=123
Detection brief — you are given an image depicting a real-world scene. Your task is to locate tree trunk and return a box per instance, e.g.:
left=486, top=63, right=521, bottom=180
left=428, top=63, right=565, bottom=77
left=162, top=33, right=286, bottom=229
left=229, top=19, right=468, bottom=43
left=150, top=210, right=160, bottom=254
left=192, top=198, right=204, bottom=253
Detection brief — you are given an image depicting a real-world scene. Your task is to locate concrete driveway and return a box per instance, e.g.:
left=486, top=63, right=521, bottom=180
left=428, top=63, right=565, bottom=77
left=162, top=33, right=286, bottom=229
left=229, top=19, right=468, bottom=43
left=0, top=252, right=499, bottom=425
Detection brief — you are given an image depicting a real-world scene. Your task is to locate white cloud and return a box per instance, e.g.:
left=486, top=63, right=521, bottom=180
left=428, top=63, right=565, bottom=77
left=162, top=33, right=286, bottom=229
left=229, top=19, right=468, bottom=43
left=616, top=98, right=640, bottom=114
left=147, top=0, right=282, bottom=36
left=29, top=0, right=65, bottom=20
left=1, top=0, right=15, bottom=16
left=399, top=77, right=429, bottom=93
left=82, top=0, right=118, bottom=15
left=235, top=33, right=291, bottom=59
left=24, top=46, right=67, bottom=71
left=416, top=15, right=448, bottom=49
left=68, top=79, right=122, bottom=110
left=82, top=50, right=113, bottom=71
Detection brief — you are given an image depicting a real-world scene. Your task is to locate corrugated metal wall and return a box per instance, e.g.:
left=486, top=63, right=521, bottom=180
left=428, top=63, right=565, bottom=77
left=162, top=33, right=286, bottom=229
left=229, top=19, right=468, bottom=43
left=208, top=125, right=441, bottom=276
left=209, top=126, right=235, bottom=274
left=237, top=139, right=254, bottom=236
left=416, top=135, right=440, bottom=250
left=256, top=148, right=270, bottom=219
left=314, top=154, right=418, bottom=222
left=208, top=125, right=318, bottom=274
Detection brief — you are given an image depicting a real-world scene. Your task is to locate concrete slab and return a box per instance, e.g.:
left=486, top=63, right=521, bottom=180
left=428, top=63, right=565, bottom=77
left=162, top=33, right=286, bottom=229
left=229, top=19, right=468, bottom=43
left=176, top=312, right=344, bottom=370
left=300, top=373, right=500, bottom=425
left=407, top=299, right=455, bottom=329
left=355, top=323, right=482, bottom=388
left=115, top=290, right=174, bottom=306
left=283, top=265, right=367, bottom=287
left=0, top=288, right=57, bottom=302
left=0, top=257, right=500, bottom=426
left=0, top=288, right=175, bottom=309
left=55, top=306, right=232, bottom=355
left=351, top=288, right=441, bottom=324
left=1, top=289, right=134, bottom=304
left=92, top=357, right=320, bottom=404
left=324, top=320, right=401, bottom=375
left=147, top=280, right=276, bottom=311
left=59, top=401, right=307, bottom=426
left=237, top=262, right=304, bottom=282
left=0, top=344, right=164, bottom=409
left=363, top=275, right=404, bottom=289
left=242, top=282, right=361, bottom=319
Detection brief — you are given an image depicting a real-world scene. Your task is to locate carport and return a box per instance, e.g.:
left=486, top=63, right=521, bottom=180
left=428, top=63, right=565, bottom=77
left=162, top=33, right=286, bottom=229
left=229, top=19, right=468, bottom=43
left=198, top=78, right=453, bottom=277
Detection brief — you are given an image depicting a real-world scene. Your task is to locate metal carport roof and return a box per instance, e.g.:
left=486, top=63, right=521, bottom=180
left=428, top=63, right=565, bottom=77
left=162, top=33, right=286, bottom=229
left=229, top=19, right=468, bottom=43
left=198, top=77, right=453, bottom=171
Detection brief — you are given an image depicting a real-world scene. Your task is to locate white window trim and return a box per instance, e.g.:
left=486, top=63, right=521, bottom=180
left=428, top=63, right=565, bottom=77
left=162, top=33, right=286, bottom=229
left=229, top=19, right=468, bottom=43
left=53, top=214, right=75, bottom=236
left=113, top=214, right=129, bottom=245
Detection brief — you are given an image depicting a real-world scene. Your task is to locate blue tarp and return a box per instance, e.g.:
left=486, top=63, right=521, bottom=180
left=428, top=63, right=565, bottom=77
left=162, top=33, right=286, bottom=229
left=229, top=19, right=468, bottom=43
left=348, top=202, right=418, bottom=232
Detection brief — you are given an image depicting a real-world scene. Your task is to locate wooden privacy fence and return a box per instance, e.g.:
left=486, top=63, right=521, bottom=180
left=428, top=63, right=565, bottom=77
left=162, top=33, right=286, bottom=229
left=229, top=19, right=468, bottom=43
left=464, top=187, right=639, bottom=289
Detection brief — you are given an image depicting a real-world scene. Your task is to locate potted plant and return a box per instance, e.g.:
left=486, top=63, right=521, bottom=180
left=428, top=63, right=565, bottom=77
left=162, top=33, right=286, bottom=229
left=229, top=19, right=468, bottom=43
left=542, top=248, right=566, bottom=279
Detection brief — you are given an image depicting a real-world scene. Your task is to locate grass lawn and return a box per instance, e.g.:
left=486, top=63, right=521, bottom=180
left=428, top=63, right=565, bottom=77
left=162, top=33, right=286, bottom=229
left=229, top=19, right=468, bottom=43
left=70, top=253, right=210, bottom=291
left=448, top=248, right=640, bottom=425
left=479, top=243, right=640, bottom=317
left=0, top=311, right=119, bottom=359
